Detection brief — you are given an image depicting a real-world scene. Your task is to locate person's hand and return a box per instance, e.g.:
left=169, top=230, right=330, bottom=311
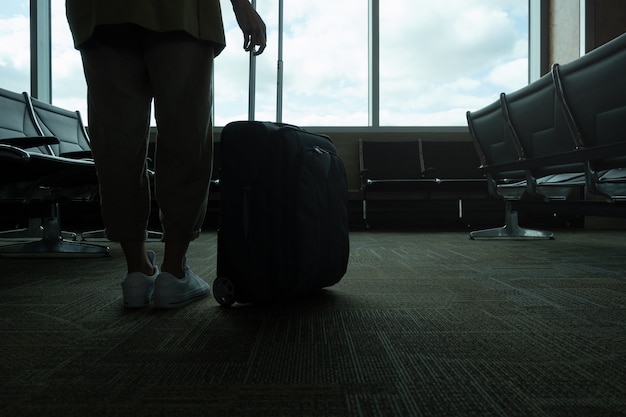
left=231, top=0, right=267, bottom=55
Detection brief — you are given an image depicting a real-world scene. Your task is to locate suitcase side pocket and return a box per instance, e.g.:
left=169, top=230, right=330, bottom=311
left=291, top=146, right=349, bottom=293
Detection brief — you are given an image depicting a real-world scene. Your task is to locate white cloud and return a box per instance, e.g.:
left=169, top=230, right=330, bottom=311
left=381, top=2, right=523, bottom=79
left=0, top=15, right=30, bottom=69
left=0, top=14, right=31, bottom=93
left=487, top=57, right=529, bottom=92
left=376, top=0, right=527, bottom=125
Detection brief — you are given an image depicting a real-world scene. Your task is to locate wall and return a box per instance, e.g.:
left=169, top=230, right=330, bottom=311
left=549, top=0, right=626, bottom=66
left=549, top=0, right=581, bottom=65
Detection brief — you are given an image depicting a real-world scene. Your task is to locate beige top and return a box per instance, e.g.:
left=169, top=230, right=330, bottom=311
left=66, top=0, right=226, bottom=56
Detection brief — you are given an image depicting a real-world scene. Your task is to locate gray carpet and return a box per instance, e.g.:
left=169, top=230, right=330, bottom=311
left=1, top=229, right=625, bottom=416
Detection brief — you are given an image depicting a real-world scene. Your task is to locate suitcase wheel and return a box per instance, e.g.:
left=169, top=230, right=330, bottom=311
left=213, top=276, right=236, bottom=306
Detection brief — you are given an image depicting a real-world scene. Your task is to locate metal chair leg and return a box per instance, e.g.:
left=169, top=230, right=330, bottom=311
left=469, top=201, right=554, bottom=240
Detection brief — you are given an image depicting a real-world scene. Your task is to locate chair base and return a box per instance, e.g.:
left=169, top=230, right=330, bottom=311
left=0, top=217, right=77, bottom=240
left=0, top=236, right=110, bottom=256
left=0, top=207, right=109, bottom=257
left=469, top=202, right=554, bottom=240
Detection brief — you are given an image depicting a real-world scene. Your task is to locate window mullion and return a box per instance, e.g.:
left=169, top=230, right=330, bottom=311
left=369, top=0, right=380, bottom=127
left=30, top=0, right=51, bottom=102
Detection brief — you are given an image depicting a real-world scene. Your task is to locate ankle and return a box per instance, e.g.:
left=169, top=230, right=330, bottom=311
left=127, top=263, right=155, bottom=276
left=162, top=241, right=190, bottom=280
left=161, top=266, right=184, bottom=279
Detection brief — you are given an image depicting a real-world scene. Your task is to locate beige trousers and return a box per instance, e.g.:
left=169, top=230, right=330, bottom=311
left=79, top=25, right=214, bottom=243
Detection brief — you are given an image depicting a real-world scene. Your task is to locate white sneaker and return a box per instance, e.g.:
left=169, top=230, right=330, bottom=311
left=154, top=263, right=210, bottom=309
left=121, top=250, right=159, bottom=308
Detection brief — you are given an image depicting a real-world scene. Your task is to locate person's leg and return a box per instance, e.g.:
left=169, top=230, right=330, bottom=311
left=144, top=31, right=215, bottom=279
left=161, top=242, right=190, bottom=278
left=80, top=25, right=155, bottom=277
left=121, top=242, right=155, bottom=275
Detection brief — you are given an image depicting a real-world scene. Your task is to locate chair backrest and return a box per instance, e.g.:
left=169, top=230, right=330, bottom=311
left=29, top=96, right=92, bottom=156
left=419, top=139, right=482, bottom=179
left=466, top=98, right=524, bottom=180
left=0, top=88, right=50, bottom=154
left=359, top=140, right=422, bottom=180
left=502, top=71, right=582, bottom=177
left=554, top=32, right=626, bottom=171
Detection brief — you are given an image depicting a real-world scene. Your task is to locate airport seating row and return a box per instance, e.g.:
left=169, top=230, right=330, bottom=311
left=466, top=32, right=626, bottom=239
left=358, top=138, right=489, bottom=229
left=0, top=87, right=112, bottom=255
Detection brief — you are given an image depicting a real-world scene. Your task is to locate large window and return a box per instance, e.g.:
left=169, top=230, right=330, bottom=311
left=380, top=0, right=528, bottom=126
left=14, top=0, right=529, bottom=128
left=0, top=2, right=30, bottom=94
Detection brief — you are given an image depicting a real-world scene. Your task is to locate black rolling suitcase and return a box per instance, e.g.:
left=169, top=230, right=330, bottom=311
left=213, top=121, right=349, bottom=306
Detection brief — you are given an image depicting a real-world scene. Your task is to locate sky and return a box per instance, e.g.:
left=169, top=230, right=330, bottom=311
left=0, top=0, right=528, bottom=127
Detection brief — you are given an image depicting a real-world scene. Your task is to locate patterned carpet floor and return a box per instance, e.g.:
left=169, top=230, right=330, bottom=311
left=1, top=229, right=625, bottom=416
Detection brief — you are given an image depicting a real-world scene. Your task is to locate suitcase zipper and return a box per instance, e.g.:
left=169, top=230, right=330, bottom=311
left=313, top=146, right=329, bottom=155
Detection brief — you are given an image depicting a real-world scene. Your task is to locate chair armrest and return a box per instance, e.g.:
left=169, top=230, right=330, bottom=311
left=60, top=150, right=93, bottom=159
left=0, top=136, right=59, bottom=150
left=0, top=144, right=30, bottom=161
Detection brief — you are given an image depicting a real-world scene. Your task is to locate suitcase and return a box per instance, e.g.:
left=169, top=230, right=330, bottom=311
left=213, top=121, right=350, bottom=306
